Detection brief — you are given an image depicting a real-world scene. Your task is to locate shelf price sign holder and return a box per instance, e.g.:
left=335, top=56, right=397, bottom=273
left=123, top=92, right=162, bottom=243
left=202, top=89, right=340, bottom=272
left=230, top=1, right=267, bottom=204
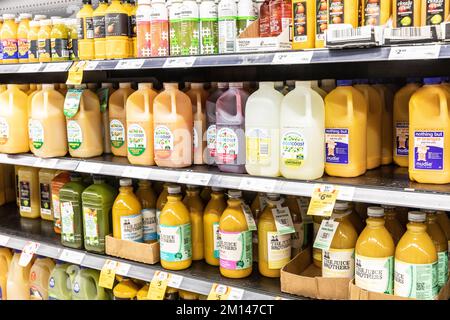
left=207, top=284, right=244, bottom=300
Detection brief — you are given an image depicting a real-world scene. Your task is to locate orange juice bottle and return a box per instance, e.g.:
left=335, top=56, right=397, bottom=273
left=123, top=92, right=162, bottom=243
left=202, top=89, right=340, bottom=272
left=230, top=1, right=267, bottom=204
left=325, top=80, right=367, bottom=178
left=292, top=0, right=315, bottom=49
left=372, top=82, right=394, bottom=165
left=328, top=0, right=359, bottom=27
left=153, top=83, right=193, bottom=168
left=27, top=20, right=40, bottom=62
left=393, top=0, right=421, bottom=27
left=203, top=187, right=226, bottom=266
left=135, top=180, right=157, bottom=243
left=435, top=211, right=450, bottom=255
left=394, top=211, right=438, bottom=300
left=50, top=19, right=70, bottom=61
left=186, top=83, right=208, bottom=165
left=29, top=256, right=55, bottom=300
left=93, top=0, right=109, bottom=60
left=7, top=250, right=32, bottom=300
left=156, top=183, right=170, bottom=239
left=421, top=0, right=449, bottom=26
left=109, top=83, right=135, bottom=157
left=18, top=166, right=40, bottom=219
left=1, top=14, right=19, bottom=64
left=382, top=205, right=405, bottom=245
left=219, top=190, right=253, bottom=279
left=77, top=0, right=95, bottom=60
left=98, top=83, right=115, bottom=154
left=38, top=20, right=52, bottom=62
left=362, top=0, right=391, bottom=25
left=159, top=185, right=192, bottom=270
left=183, top=185, right=205, bottom=261
left=105, top=0, right=130, bottom=59
left=315, top=0, right=328, bottom=48
left=355, top=207, right=395, bottom=294
left=17, top=13, right=32, bottom=63
left=126, top=83, right=158, bottom=166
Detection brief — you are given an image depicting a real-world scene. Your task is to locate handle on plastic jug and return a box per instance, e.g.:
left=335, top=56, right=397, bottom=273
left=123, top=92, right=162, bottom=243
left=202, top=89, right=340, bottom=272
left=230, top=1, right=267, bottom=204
left=438, top=90, right=449, bottom=120
left=170, top=89, right=177, bottom=116
left=305, top=91, right=313, bottom=119
left=195, top=92, right=202, bottom=117
left=85, top=270, right=103, bottom=300
left=347, top=90, right=355, bottom=118
left=235, top=90, right=243, bottom=117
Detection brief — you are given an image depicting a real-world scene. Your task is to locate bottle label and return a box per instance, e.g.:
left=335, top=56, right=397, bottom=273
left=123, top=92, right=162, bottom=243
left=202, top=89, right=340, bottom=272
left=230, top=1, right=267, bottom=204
left=355, top=254, right=394, bottom=294
left=395, top=121, right=409, bottom=157
left=169, top=7, right=182, bottom=56
left=156, top=209, right=161, bottom=239
left=137, top=14, right=151, bottom=57
left=78, top=18, right=85, bottom=40
left=281, top=1, right=293, bottom=32
left=216, top=127, right=239, bottom=164
left=325, top=128, right=349, bottom=164
left=0, top=117, right=9, bottom=145
left=83, top=207, right=100, bottom=247
left=160, top=223, right=192, bottom=262
left=61, top=201, right=75, bottom=242
left=51, top=38, right=69, bottom=59
left=86, top=17, right=95, bottom=39
left=179, top=7, right=200, bottom=56
left=2, top=39, right=18, bottom=60
left=154, top=125, right=174, bottom=157
left=69, top=38, right=78, bottom=60
left=394, top=260, right=439, bottom=300
left=18, top=38, right=30, bottom=59
left=129, top=15, right=137, bottom=38
left=29, top=120, right=44, bottom=149
left=110, top=120, right=126, bottom=148
left=364, top=0, right=381, bottom=25
left=29, top=40, right=39, bottom=60
left=105, top=13, right=129, bottom=37
left=291, top=222, right=305, bottom=250
left=150, top=19, right=170, bottom=57
left=38, top=38, right=51, bottom=59
left=218, top=18, right=236, bottom=54
left=120, top=213, right=144, bottom=242
left=143, top=209, right=157, bottom=242
left=293, top=1, right=308, bottom=43
left=206, top=124, right=217, bottom=157
left=218, top=230, right=252, bottom=270
left=425, top=0, right=446, bottom=25
left=52, top=193, right=61, bottom=220
left=322, top=248, right=355, bottom=278
left=329, top=0, right=344, bottom=24
left=413, top=131, right=444, bottom=170
left=200, top=2, right=219, bottom=54
left=19, top=181, right=32, bottom=213
left=269, top=1, right=282, bottom=35
left=437, top=251, right=449, bottom=288
left=213, top=222, right=220, bottom=259
left=316, top=0, right=328, bottom=40
left=93, top=16, right=106, bottom=39
left=281, top=130, right=307, bottom=168
left=39, top=183, right=52, bottom=216
left=67, top=120, right=83, bottom=150
left=396, top=0, right=414, bottom=27
left=267, top=231, right=291, bottom=269
left=127, top=124, right=147, bottom=156
left=246, top=128, right=271, bottom=165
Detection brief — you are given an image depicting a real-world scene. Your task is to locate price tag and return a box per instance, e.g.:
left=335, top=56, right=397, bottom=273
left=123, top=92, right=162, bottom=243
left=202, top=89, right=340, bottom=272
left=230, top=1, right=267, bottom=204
left=115, top=59, right=145, bottom=70
left=239, top=178, right=278, bottom=193
left=272, top=51, right=314, bottom=65
left=99, top=259, right=119, bottom=289
left=163, top=57, right=196, bottom=68
left=0, top=234, right=10, bottom=246
left=147, top=271, right=170, bottom=300
left=272, top=207, right=295, bottom=235
left=207, top=284, right=244, bottom=300
left=34, top=158, right=59, bottom=169
left=388, top=45, right=440, bottom=60
left=43, top=62, right=72, bottom=72
left=241, top=203, right=257, bottom=231
left=178, top=172, right=212, bottom=186
left=313, top=219, right=339, bottom=250
left=307, top=184, right=339, bottom=217
left=84, top=61, right=99, bottom=71
left=18, top=63, right=42, bottom=73
left=122, top=166, right=150, bottom=179
left=66, top=61, right=88, bottom=85
left=19, top=242, right=40, bottom=267
left=76, top=161, right=103, bottom=174
left=59, top=249, right=86, bottom=265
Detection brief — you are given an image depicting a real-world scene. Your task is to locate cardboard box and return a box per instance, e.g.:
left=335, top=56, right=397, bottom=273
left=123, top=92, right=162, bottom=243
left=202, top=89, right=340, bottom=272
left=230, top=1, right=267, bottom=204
left=280, top=247, right=351, bottom=300
left=105, top=235, right=160, bottom=265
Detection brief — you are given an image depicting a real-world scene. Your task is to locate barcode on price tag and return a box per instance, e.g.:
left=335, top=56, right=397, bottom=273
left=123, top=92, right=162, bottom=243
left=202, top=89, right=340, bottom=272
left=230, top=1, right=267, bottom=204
left=272, top=51, right=314, bottom=65
left=19, top=242, right=40, bottom=267
left=0, top=234, right=10, bottom=246
left=115, top=59, right=145, bottom=70
left=388, top=45, right=440, bottom=60
left=313, top=219, right=339, bottom=251
left=18, top=63, right=42, bottom=73
left=272, top=207, right=295, bottom=235
left=178, top=172, right=212, bottom=186
left=59, top=249, right=85, bottom=265
left=163, top=57, right=197, bottom=68
left=239, top=178, right=278, bottom=193
left=43, top=62, right=72, bottom=72
left=76, top=161, right=103, bottom=174
left=34, top=158, right=59, bottom=169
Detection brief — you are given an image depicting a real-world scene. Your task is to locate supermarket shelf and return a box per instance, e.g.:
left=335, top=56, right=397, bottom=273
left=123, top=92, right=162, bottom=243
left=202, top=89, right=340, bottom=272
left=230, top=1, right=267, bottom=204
left=0, top=204, right=297, bottom=300
left=2, top=153, right=450, bottom=211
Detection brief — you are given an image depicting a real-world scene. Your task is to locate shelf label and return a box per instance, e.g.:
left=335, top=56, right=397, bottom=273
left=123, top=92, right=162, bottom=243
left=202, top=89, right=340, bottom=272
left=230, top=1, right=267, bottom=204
left=242, top=203, right=257, bottom=231
left=43, top=62, right=72, bottom=72
left=313, top=219, right=339, bottom=251
left=388, top=45, right=440, bottom=60
left=99, top=259, right=119, bottom=289
left=66, top=61, right=88, bottom=85
left=0, top=234, right=10, bottom=246
left=272, top=207, right=295, bottom=235
left=178, top=172, right=212, bottom=186
left=122, top=166, right=150, bottom=179
left=18, top=63, right=42, bottom=73
left=307, top=184, right=338, bottom=217
left=115, top=262, right=131, bottom=276
left=272, top=51, right=314, bottom=65
left=59, top=249, right=85, bottom=265
left=163, top=57, right=196, bottom=68
left=34, top=158, right=59, bottom=169
left=115, top=59, right=145, bottom=70
left=239, top=177, right=279, bottom=193
left=76, top=161, right=103, bottom=174
left=84, top=61, right=99, bottom=71
left=207, top=284, right=244, bottom=300
left=19, top=241, right=40, bottom=267
left=337, top=186, right=355, bottom=201
left=147, top=271, right=170, bottom=300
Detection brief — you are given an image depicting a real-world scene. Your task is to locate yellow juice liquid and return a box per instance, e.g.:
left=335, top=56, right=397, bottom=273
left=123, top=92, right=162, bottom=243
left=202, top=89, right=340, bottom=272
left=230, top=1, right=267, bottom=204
left=383, top=205, right=405, bottom=245
left=313, top=215, right=326, bottom=268
left=77, top=1, right=95, bottom=60
left=292, top=0, right=316, bottom=49
left=203, top=189, right=227, bottom=266
left=156, top=183, right=170, bottom=238
left=105, top=0, right=130, bottom=59
left=348, top=207, right=365, bottom=234
left=37, top=20, right=52, bottom=62
left=425, top=212, right=448, bottom=289
left=50, top=19, right=69, bottom=61
left=183, top=186, right=204, bottom=261
left=93, top=0, right=109, bottom=60
left=18, top=166, right=40, bottom=219
left=393, top=0, right=421, bottom=27
left=17, top=14, right=32, bottom=63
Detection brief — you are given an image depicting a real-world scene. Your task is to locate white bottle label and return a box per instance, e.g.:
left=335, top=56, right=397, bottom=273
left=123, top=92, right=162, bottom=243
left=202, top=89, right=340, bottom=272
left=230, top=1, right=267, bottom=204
left=67, top=120, right=83, bottom=150
left=29, top=119, right=44, bottom=149
left=207, top=124, right=217, bottom=157
left=154, top=125, right=174, bottom=153
left=143, top=209, right=157, bottom=242
left=127, top=124, right=147, bottom=156
left=267, top=231, right=291, bottom=269
left=394, top=260, right=439, bottom=300
left=218, top=230, right=252, bottom=270
left=213, top=222, right=220, bottom=258
left=61, top=201, right=75, bottom=240
left=218, top=1, right=237, bottom=53
left=246, top=128, right=271, bottom=165
left=322, top=248, right=355, bottom=278
left=355, top=254, right=394, bottom=294
left=281, top=130, right=307, bottom=168
left=120, top=213, right=144, bottom=242
left=110, top=119, right=125, bottom=149
left=0, top=117, right=9, bottom=145
left=160, top=223, right=192, bottom=262
left=437, top=251, right=449, bottom=288
left=83, top=206, right=99, bottom=246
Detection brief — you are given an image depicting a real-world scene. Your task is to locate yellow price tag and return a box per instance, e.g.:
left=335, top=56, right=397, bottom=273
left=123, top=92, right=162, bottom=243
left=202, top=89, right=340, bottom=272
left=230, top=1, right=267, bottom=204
left=99, top=259, right=118, bottom=289
left=207, top=284, right=232, bottom=300
left=66, top=61, right=87, bottom=85
left=147, top=271, right=170, bottom=300
left=307, top=184, right=339, bottom=217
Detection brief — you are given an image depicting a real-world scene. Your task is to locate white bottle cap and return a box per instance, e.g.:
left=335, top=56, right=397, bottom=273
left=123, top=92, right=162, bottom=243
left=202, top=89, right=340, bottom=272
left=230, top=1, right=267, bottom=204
left=228, top=190, right=242, bottom=198
left=29, top=21, right=40, bottom=28
left=3, top=14, right=16, bottom=20
left=168, top=186, right=182, bottom=194
left=19, top=13, right=33, bottom=20
left=53, top=18, right=64, bottom=25
left=274, top=81, right=284, bottom=88
left=138, top=83, right=153, bottom=89
left=41, top=84, right=54, bottom=90
left=334, top=201, right=349, bottom=211
left=102, top=83, right=114, bottom=88
left=191, top=83, right=204, bottom=89
left=217, top=82, right=229, bottom=89
left=408, top=211, right=426, bottom=222
left=120, top=178, right=133, bottom=187
left=367, top=207, right=384, bottom=217
left=267, top=193, right=280, bottom=200
left=34, top=15, right=47, bottom=21
left=119, top=83, right=132, bottom=88
left=296, top=81, right=311, bottom=88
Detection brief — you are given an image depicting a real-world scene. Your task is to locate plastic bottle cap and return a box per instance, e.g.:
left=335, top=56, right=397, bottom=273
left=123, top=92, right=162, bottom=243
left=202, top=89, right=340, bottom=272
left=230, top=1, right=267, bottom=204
left=267, top=193, right=280, bottom=200
left=168, top=186, right=181, bottom=194
left=296, top=81, right=311, bottom=88
left=274, top=81, right=284, bottom=88
left=228, top=190, right=242, bottom=198
left=423, top=77, right=441, bottom=85
left=337, top=80, right=352, bottom=87
left=191, top=83, right=204, bottom=89
left=53, top=18, right=65, bottom=25
left=34, top=15, right=47, bottom=21
left=229, top=82, right=243, bottom=88
left=120, top=178, right=133, bottom=187
left=334, top=201, right=349, bottom=211
left=102, top=83, right=114, bottom=88
left=163, top=83, right=178, bottom=89
left=119, top=83, right=132, bottom=88
left=138, top=83, right=153, bottom=89
left=3, top=14, right=16, bottom=20
left=217, top=82, right=229, bottom=89
left=29, top=21, right=40, bottom=28
left=408, top=211, right=426, bottom=222
left=41, top=84, right=54, bottom=90
left=40, top=19, right=52, bottom=26
left=141, top=209, right=154, bottom=215
left=367, top=207, right=384, bottom=217
left=211, top=187, right=223, bottom=192
left=19, top=13, right=32, bottom=20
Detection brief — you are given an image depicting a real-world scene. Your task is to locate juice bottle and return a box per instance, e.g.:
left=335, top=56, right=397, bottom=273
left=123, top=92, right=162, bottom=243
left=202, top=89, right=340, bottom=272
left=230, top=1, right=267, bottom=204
left=98, top=83, right=115, bottom=154
left=201, top=186, right=212, bottom=203
left=60, top=173, right=87, bottom=249
left=280, top=81, right=325, bottom=180
left=206, top=82, right=228, bottom=165
left=93, top=0, right=109, bottom=60
left=328, top=0, right=359, bottom=27
left=393, top=0, right=421, bottom=27
left=393, top=80, right=421, bottom=167
left=67, top=18, right=79, bottom=61
left=372, top=82, right=394, bottom=165
left=219, top=190, right=253, bottom=278
left=153, top=83, right=193, bottom=168
left=258, top=194, right=292, bottom=278
left=48, top=261, right=76, bottom=300
left=237, top=0, right=257, bottom=35
left=269, top=0, right=293, bottom=36
left=179, top=0, right=200, bottom=56
left=136, top=0, right=151, bottom=57
left=325, top=80, right=367, bottom=177
left=72, top=267, right=110, bottom=300
left=150, top=0, right=170, bottom=57
left=183, top=185, right=205, bottom=261
left=109, top=83, right=135, bottom=157
left=215, top=83, right=249, bottom=174
left=169, top=0, right=183, bottom=56
left=135, top=180, right=157, bottom=243
left=18, top=166, right=40, bottom=219
left=52, top=172, right=71, bottom=234
left=0, top=248, right=12, bottom=300
left=37, top=19, right=52, bottom=62
left=382, top=205, right=405, bottom=245
left=355, top=207, right=395, bottom=293
left=113, top=277, right=139, bottom=300
left=362, top=0, right=391, bottom=25
left=421, top=0, right=449, bottom=26
left=6, top=250, right=32, bottom=300
left=284, top=195, right=308, bottom=256
left=82, top=176, right=117, bottom=253
left=160, top=185, right=192, bottom=270
left=218, top=0, right=237, bottom=54
left=17, top=13, right=32, bottom=63
left=1, top=14, right=19, bottom=64
left=0, top=85, right=29, bottom=154
left=312, top=202, right=336, bottom=268
left=39, top=169, right=58, bottom=221
left=77, top=0, right=95, bottom=60
left=424, top=211, right=448, bottom=289
left=203, top=187, right=226, bottom=266
left=200, top=0, right=219, bottom=55
left=315, top=0, right=327, bottom=48
left=29, top=84, right=67, bottom=158
left=395, top=212, right=439, bottom=300
left=29, top=256, right=55, bottom=300
left=435, top=211, right=450, bottom=255
left=112, top=178, right=143, bottom=242
left=156, top=183, right=170, bottom=239
left=124, top=0, right=138, bottom=57
left=105, top=0, right=130, bottom=59
left=51, top=19, right=69, bottom=61
left=27, top=21, right=40, bottom=62
left=259, top=0, right=271, bottom=37
left=292, top=0, right=315, bottom=50
left=245, top=82, right=282, bottom=177
left=0, top=17, right=3, bottom=64
left=126, top=83, right=158, bottom=166
left=186, top=83, right=208, bottom=165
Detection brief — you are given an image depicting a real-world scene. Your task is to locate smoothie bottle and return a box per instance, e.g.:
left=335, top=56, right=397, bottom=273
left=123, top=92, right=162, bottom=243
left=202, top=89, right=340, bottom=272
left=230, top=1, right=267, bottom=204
left=421, top=0, right=449, bottom=26
left=17, top=13, right=32, bottom=63
left=6, top=250, right=31, bottom=300
left=93, top=0, right=108, bottom=60
left=105, top=0, right=130, bottom=59
left=18, top=166, right=40, bottom=219
left=328, top=0, right=359, bottom=27
left=179, top=0, right=200, bottom=56
left=0, top=248, right=11, bottom=300
left=183, top=185, right=205, bottom=261
left=237, top=0, right=257, bottom=35
left=169, top=0, right=183, bottom=56
left=269, top=0, right=293, bottom=36
left=150, top=0, right=170, bottom=57
left=51, top=19, right=70, bottom=61
left=77, top=0, right=95, bottom=60
left=28, top=20, right=40, bottom=62
left=200, top=0, right=219, bottom=55
left=393, top=0, right=421, bottom=27
left=372, top=82, right=394, bottom=165
left=292, top=0, right=315, bottom=49
left=98, top=83, right=115, bottom=154
left=48, top=261, right=75, bottom=300
left=29, top=256, right=55, bottom=300
left=187, top=83, right=208, bottom=165
left=1, top=14, right=19, bottom=64
left=136, top=0, right=151, bottom=57
left=362, top=0, right=391, bottom=25
left=218, top=0, right=237, bottom=53
left=38, top=169, right=58, bottom=221
left=259, top=0, right=271, bottom=37
left=136, top=180, right=157, bottom=243
left=383, top=205, right=405, bottom=245
left=206, top=82, right=228, bottom=165
left=52, top=172, right=71, bottom=234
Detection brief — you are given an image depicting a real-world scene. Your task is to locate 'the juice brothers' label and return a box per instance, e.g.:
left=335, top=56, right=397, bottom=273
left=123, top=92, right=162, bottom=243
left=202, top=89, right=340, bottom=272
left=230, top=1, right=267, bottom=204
left=83, top=207, right=100, bottom=247
left=396, top=0, right=415, bottom=26
left=160, top=223, right=192, bottom=262
left=110, top=119, right=126, bottom=148
left=0, top=117, right=9, bottom=145
left=355, top=254, right=394, bottom=294
left=218, top=230, right=252, bottom=270
left=143, top=209, right=157, bottom=242
left=39, top=183, right=52, bottom=216
left=213, top=222, right=220, bottom=258
left=246, top=128, right=271, bottom=165
left=322, top=248, right=355, bottom=278
left=67, top=121, right=83, bottom=150
left=154, top=125, right=174, bottom=158
left=127, top=124, right=146, bottom=156
left=425, top=0, right=446, bottom=25
left=281, top=130, right=307, bottom=168
left=328, top=0, right=344, bottom=24
left=394, top=260, right=439, bottom=300
left=200, top=2, right=219, bottom=55
left=267, top=232, right=291, bottom=269
left=364, top=0, right=381, bottom=25
left=325, top=128, right=349, bottom=164
left=29, top=120, right=44, bottom=149
left=19, top=181, right=32, bottom=213
left=413, top=131, right=444, bottom=170
left=105, top=13, right=129, bottom=37
left=120, top=213, right=144, bottom=242
left=216, top=127, right=239, bottom=164
left=395, top=122, right=409, bottom=156
left=293, top=1, right=308, bottom=43
left=316, top=0, right=328, bottom=40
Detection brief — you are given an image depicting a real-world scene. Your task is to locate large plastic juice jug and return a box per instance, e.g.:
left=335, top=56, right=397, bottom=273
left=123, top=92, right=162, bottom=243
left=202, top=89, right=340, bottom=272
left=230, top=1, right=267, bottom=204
left=159, top=185, right=192, bottom=270
left=215, top=83, right=248, bottom=173
left=325, top=80, right=367, bottom=177
left=93, top=0, right=108, bottom=60
left=0, top=85, right=29, bottom=154
left=292, top=0, right=315, bottom=50
left=355, top=207, right=395, bottom=294
left=362, top=0, right=391, bottom=25
left=421, top=0, right=449, bottom=26
left=0, top=248, right=12, bottom=300
left=77, top=0, right=95, bottom=60
left=169, top=0, right=183, bottom=56
left=60, top=173, right=87, bottom=249
left=29, top=256, right=55, bottom=300
left=393, top=80, right=421, bottom=167
left=328, top=0, right=359, bottom=27
left=187, top=83, right=208, bottom=165
left=280, top=81, right=325, bottom=180
left=383, top=205, right=405, bottom=245
left=1, top=14, right=19, bottom=64
left=27, top=20, right=40, bottom=62
left=82, top=176, right=117, bottom=253
left=105, top=0, right=130, bottom=59
left=30, top=84, right=67, bottom=158
left=203, top=187, right=226, bottom=266
left=7, top=250, right=33, bottom=300
left=245, top=82, right=282, bottom=177
left=38, top=169, right=57, bottom=221
left=372, top=83, right=393, bottom=165
left=435, top=211, right=450, bottom=254
left=126, top=83, right=157, bottom=165
left=183, top=185, right=204, bottom=261
left=48, top=261, right=77, bottom=300
left=136, top=180, right=157, bottom=243
left=112, top=178, right=143, bottom=242
left=409, top=78, right=450, bottom=184
left=113, top=277, right=139, bottom=300
left=156, top=183, right=170, bottom=239
left=17, top=13, right=32, bottom=63
left=269, top=0, right=292, bottom=36
left=52, top=172, right=71, bottom=234
left=218, top=0, right=237, bottom=54
left=206, top=83, right=228, bottom=165
left=179, top=0, right=200, bottom=56
left=98, top=83, right=115, bottom=154
left=219, top=190, right=252, bottom=279
left=393, top=0, right=421, bottom=27
left=109, top=83, right=134, bottom=157
left=18, top=166, right=40, bottom=219
left=37, top=19, right=52, bottom=62
left=199, top=0, right=219, bottom=55
left=72, top=267, right=109, bottom=300
left=394, top=212, right=438, bottom=300
left=153, top=83, right=193, bottom=168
